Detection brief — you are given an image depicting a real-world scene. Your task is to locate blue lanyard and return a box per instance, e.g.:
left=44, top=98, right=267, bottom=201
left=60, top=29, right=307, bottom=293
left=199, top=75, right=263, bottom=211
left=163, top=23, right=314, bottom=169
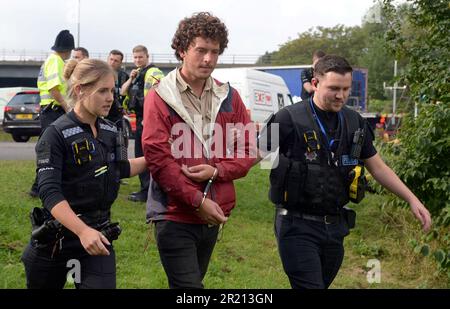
left=308, top=97, right=342, bottom=151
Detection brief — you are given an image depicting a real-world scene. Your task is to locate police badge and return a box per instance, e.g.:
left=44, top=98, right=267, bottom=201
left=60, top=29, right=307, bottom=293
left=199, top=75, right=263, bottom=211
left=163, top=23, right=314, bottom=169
left=305, top=151, right=318, bottom=162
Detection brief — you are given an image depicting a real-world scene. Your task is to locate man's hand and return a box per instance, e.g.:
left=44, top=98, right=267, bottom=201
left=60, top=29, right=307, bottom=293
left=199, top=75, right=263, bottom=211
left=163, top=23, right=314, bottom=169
left=78, top=226, right=110, bottom=256
left=181, top=164, right=216, bottom=183
left=130, top=69, right=139, bottom=80
left=409, top=200, right=432, bottom=232
left=196, top=198, right=228, bottom=225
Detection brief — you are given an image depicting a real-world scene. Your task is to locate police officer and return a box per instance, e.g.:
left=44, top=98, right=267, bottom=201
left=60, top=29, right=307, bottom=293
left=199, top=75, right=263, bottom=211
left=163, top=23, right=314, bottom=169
left=300, top=50, right=325, bottom=101
left=106, top=50, right=129, bottom=131
left=121, top=45, right=164, bottom=202
left=21, top=59, right=147, bottom=289
left=257, top=55, right=431, bottom=289
left=29, top=30, right=75, bottom=197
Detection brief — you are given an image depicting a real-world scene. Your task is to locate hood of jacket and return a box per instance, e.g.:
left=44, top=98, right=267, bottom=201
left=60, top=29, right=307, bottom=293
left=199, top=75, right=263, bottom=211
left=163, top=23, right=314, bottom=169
left=155, top=68, right=230, bottom=158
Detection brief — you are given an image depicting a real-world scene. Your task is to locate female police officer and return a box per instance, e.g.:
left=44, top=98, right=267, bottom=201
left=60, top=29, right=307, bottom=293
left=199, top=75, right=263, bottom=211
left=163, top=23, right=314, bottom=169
left=21, top=59, right=148, bottom=289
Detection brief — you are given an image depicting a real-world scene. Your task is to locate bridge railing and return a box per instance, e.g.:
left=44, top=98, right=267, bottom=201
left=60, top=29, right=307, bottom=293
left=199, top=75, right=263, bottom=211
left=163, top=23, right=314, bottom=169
left=0, top=49, right=262, bottom=64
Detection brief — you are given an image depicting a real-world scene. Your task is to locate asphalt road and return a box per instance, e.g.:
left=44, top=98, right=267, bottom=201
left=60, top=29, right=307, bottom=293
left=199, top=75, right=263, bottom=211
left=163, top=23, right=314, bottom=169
left=0, top=140, right=136, bottom=160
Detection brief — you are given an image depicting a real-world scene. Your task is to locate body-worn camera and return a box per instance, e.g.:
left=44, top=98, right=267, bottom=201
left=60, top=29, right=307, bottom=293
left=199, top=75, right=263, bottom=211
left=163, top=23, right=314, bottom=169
left=71, top=138, right=94, bottom=165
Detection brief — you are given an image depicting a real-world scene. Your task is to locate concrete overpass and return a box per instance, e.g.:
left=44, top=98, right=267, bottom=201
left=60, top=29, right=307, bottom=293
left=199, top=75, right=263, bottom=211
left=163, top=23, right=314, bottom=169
left=0, top=52, right=263, bottom=88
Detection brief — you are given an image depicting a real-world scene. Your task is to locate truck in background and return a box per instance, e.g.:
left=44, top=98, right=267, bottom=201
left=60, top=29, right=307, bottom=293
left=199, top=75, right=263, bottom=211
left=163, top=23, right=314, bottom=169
left=212, top=68, right=293, bottom=126
left=254, top=65, right=369, bottom=111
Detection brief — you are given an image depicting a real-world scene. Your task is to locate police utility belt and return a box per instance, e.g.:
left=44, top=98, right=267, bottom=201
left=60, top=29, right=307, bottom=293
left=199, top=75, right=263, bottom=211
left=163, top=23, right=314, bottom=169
left=41, top=102, right=63, bottom=113
left=29, top=207, right=122, bottom=245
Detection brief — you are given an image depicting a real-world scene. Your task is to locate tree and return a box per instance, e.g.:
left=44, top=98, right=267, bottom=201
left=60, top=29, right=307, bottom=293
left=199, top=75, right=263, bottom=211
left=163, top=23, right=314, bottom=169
left=382, top=0, right=450, bottom=278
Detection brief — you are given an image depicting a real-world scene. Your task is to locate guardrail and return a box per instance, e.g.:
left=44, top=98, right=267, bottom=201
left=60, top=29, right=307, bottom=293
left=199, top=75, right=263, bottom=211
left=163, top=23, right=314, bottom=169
left=0, top=49, right=263, bottom=64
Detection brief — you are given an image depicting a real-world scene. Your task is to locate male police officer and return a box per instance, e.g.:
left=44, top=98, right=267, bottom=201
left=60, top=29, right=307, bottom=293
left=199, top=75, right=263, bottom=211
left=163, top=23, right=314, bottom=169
left=106, top=50, right=129, bottom=131
left=121, top=45, right=164, bottom=202
left=258, top=55, right=431, bottom=289
left=300, top=50, right=325, bottom=101
left=29, top=30, right=74, bottom=197
left=72, top=47, right=89, bottom=61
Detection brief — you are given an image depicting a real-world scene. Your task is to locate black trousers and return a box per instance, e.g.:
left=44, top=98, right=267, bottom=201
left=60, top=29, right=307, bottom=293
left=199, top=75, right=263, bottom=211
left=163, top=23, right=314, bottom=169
left=155, top=220, right=219, bottom=289
left=21, top=238, right=116, bottom=289
left=31, top=106, right=66, bottom=192
left=135, top=116, right=149, bottom=192
left=274, top=210, right=350, bottom=289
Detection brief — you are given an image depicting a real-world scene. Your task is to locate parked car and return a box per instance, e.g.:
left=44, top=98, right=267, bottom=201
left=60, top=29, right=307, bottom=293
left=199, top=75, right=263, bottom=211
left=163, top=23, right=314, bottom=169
left=2, top=90, right=41, bottom=142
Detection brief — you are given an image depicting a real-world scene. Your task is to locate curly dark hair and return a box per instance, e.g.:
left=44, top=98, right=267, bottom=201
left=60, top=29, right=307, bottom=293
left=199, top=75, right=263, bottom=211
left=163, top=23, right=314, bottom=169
left=171, top=12, right=229, bottom=61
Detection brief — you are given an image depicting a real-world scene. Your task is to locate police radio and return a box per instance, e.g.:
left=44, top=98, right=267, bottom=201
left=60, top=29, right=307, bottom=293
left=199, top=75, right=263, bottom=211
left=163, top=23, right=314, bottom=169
left=350, top=128, right=364, bottom=159
left=115, top=129, right=128, bottom=162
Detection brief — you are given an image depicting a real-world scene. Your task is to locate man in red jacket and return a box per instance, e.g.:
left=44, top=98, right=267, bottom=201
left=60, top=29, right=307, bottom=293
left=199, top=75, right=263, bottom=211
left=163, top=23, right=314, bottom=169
left=142, top=12, right=257, bottom=288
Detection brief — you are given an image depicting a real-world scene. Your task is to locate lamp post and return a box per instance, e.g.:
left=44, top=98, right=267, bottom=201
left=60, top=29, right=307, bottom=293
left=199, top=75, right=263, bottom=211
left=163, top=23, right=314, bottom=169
left=383, top=60, right=406, bottom=125
left=76, top=0, right=80, bottom=46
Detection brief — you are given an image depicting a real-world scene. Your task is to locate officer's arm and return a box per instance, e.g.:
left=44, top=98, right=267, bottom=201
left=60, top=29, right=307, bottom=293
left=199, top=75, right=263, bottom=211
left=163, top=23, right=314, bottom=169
left=120, top=78, right=132, bottom=96
left=364, top=154, right=432, bottom=232
left=128, top=157, right=147, bottom=177
left=301, top=69, right=314, bottom=94
left=50, top=201, right=110, bottom=256
left=49, top=87, right=69, bottom=112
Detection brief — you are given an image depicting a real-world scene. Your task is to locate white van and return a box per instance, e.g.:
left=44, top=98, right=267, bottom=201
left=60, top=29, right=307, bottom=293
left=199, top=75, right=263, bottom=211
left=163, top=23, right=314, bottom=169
left=212, top=68, right=293, bottom=125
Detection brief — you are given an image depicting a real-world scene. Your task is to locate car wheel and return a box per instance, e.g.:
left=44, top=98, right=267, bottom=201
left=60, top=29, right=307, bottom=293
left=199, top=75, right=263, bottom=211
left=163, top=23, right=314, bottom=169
left=12, top=134, right=30, bottom=143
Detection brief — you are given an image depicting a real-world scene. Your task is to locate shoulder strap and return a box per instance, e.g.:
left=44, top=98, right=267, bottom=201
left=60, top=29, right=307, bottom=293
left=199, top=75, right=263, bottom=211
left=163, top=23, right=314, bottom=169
left=285, top=102, right=325, bottom=149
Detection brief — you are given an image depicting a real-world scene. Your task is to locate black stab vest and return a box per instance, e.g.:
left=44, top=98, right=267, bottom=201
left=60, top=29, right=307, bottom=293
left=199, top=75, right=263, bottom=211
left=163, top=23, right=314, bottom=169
left=51, top=114, right=121, bottom=222
left=269, top=102, right=365, bottom=215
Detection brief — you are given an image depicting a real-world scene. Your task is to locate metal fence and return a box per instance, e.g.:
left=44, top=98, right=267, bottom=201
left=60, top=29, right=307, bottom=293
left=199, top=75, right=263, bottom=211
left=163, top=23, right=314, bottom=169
left=0, top=49, right=263, bottom=64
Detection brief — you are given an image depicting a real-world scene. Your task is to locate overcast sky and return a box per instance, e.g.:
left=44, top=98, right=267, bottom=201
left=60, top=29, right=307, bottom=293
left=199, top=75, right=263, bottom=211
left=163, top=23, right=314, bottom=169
left=1, top=0, right=378, bottom=57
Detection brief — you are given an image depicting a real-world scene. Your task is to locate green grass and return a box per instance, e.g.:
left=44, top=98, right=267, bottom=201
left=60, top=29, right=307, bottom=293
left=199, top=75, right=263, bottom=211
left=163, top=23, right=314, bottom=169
left=0, top=160, right=448, bottom=288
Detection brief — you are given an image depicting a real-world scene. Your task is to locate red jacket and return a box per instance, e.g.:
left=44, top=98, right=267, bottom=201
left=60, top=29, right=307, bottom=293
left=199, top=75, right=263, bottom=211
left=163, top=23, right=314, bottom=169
left=142, top=69, right=256, bottom=224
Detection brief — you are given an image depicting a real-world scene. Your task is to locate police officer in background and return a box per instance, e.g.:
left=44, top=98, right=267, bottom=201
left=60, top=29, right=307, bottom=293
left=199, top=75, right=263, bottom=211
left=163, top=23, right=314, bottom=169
left=29, top=30, right=75, bottom=197
left=300, top=50, right=325, bottom=101
left=106, top=50, right=129, bottom=132
left=121, top=45, right=164, bottom=202
left=257, top=55, right=431, bottom=289
left=72, top=47, right=89, bottom=61
left=21, top=59, right=148, bottom=289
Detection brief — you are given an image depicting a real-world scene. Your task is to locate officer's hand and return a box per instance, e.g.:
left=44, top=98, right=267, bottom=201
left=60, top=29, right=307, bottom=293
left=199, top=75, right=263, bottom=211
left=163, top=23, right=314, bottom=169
left=181, top=164, right=216, bottom=183
left=410, top=200, right=432, bottom=232
left=130, top=69, right=139, bottom=80
left=79, top=227, right=110, bottom=256
left=196, top=198, right=228, bottom=225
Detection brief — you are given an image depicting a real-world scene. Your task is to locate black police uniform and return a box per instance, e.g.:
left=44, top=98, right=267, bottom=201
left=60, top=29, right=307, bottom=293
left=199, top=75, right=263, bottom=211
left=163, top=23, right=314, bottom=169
left=106, top=69, right=129, bottom=127
left=127, top=65, right=153, bottom=199
left=21, top=110, right=130, bottom=289
left=259, top=98, right=377, bottom=289
left=300, top=67, right=314, bottom=101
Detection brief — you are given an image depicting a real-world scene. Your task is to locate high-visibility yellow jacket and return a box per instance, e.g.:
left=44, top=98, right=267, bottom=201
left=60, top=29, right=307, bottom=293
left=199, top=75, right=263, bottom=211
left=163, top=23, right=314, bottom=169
left=37, top=53, right=67, bottom=106
left=144, top=67, right=164, bottom=97
left=123, top=65, right=164, bottom=113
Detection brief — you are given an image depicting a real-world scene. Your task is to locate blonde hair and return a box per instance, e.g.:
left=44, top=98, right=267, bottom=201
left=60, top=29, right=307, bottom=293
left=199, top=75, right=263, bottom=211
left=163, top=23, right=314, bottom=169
left=64, top=59, right=114, bottom=107
left=132, top=45, right=149, bottom=56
